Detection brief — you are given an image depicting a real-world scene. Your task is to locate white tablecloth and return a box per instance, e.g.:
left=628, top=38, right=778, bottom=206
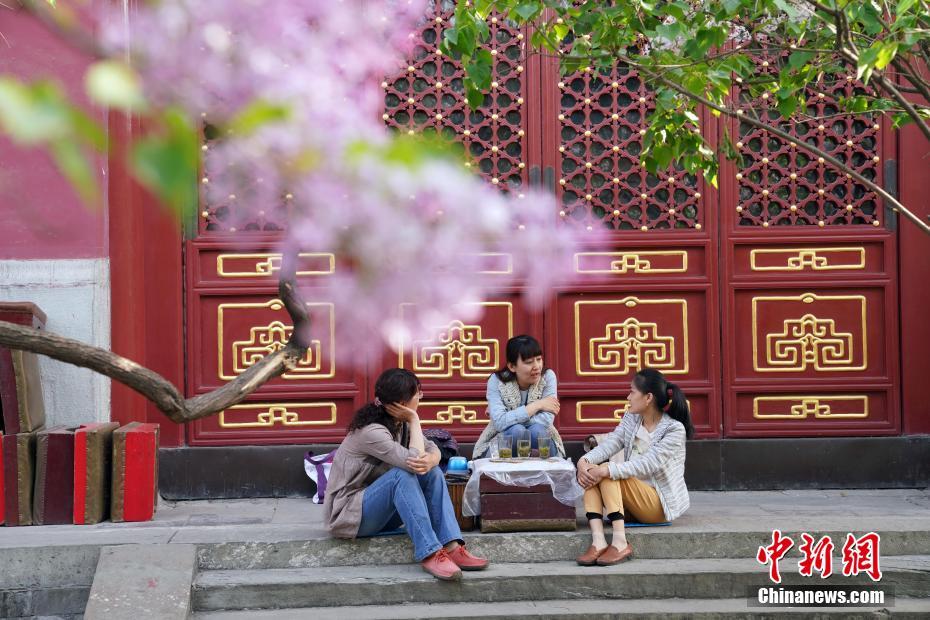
left=462, top=458, right=584, bottom=517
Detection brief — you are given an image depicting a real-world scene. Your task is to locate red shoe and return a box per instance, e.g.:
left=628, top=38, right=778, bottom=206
left=447, top=544, right=489, bottom=571
left=421, top=549, right=463, bottom=581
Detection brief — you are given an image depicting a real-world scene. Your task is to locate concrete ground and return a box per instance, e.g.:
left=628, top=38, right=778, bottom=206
left=2, top=488, right=928, bottom=549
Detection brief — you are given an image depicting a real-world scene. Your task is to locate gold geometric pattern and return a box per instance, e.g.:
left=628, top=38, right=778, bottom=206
left=218, top=300, right=336, bottom=380
left=590, top=318, right=676, bottom=373
left=575, top=297, right=689, bottom=376
left=217, top=252, right=336, bottom=277
left=749, top=247, right=865, bottom=272
left=765, top=314, right=855, bottom=371
left=218, top=402, right=338, bottom=428
left=411, top=321, right=499, bottom=378
left=574, top=251, right=688, bottom=274
left=399, top=302, right=513, bottom=378
left=576, top=400, right=628, bottom=423
left=420, top=401, right=488, bottom=426
left=753, top=396, right=869, bottom=419
left=752, top=293, right=867, bottom=373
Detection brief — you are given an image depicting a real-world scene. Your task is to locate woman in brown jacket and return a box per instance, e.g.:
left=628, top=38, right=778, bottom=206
left=324, top=368, right=488, bottom=580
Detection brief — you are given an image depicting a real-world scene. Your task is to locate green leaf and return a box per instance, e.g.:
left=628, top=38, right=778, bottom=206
left=897, top=0, right=917, bottom=12
left=0, top=79, right=71, bottom=144
left=787, top=50, right=814, bottom=70
left=776, top=94, right=798, bottom=117
left=227, top=100, right=291, bottom=136
left=513, top=2, right=540, bottom=21
left=50, top=139, right=98, bottom=205
left=85, top=60, right=146, bottom=111
left=131, top=108, right=199, bottom=217
left=466, top=84, right=485, bottom=109
left=465, top=48, right=493, bottom=91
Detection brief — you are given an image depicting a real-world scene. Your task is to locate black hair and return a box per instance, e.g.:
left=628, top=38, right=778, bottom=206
left=494, top=334, right=544, bottom=383
left=346, top=368, right=421, bottom=435
left=632, top=367, right=694, bottom=439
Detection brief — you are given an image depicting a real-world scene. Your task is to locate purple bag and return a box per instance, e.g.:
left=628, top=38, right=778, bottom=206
left=304, top=450, right=335, bottom=504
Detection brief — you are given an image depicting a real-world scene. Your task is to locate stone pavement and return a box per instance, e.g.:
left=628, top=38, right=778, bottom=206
left=3, top=488, right=929, bottom=550
left=2, top=489, right=929, bottom=618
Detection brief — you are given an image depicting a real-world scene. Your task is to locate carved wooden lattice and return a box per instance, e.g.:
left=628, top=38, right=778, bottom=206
left=199, top=123, right=291, bottom=234
left=382, top=1, right=526, bottom=193
left=557, top=65, right=702, bottom=231
left=735, top=54, right=882, bottom=227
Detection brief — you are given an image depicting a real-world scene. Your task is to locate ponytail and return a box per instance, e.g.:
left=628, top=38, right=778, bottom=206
left=663, top=382, right=694, bottom=439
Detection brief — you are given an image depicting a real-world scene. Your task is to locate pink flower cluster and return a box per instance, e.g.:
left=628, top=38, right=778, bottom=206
left=101, top=0, right=586, bottom=360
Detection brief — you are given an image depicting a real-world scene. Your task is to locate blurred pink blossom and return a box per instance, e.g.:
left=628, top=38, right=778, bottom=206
left=101, top=0, right=589, bottom=362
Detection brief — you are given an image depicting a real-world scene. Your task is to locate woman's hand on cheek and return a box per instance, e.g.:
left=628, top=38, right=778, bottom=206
left=385, top=403, right=417, bottom=422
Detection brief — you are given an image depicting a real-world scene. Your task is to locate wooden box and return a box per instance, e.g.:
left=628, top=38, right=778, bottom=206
left=74, top=422, right=120, bottom=525
left=33, top=426, right=75, bottom=525
left=111, top=422, right=159, bottom=523
left=479, top=476, right=576, bottom=533
left=2, top=432, right=36, bottom=526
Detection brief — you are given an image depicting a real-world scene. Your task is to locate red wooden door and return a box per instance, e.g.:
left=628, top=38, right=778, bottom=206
left=182, top=7, right=901, bottom=445
left=718, top=56, right=900, bottom=437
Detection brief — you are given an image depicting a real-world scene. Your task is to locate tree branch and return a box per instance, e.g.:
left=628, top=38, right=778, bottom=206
left=0, top=245, right=314, bottom=424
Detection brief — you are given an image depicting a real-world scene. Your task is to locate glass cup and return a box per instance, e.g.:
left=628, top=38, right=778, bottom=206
left=497, top=434, right=513, bottom=459
left=517, top=429, right=531, bottom=458
left=538, top=439, right=551, bottom=460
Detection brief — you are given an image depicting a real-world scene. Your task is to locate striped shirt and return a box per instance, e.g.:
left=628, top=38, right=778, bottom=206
left=582, top=412, right=690, bottom=521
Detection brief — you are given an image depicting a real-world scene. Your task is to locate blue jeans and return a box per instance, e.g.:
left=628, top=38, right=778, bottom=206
left=494, top=422, right=554, bottom=454
left=357, top=466, right=462, bottom=561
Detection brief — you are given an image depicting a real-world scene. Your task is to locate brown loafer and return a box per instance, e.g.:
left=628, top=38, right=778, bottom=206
left=576, top=545, right=607, bottom=566
left=596, top=543, right=634, bottom=566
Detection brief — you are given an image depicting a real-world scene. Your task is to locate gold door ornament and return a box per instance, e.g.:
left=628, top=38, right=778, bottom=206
left=399, top=302, right=513, bottom=378
left=575, top=297, right=689, bottom=376
left=218, top=402, right=338, bottom=428
left=574, top=251, right=688, bottom=274
left=218, top=300, right=336, bottom=380
left=419, top=401, right=488, bottom=425
left=216, top=252, right=336, bottom=277
left=753, top=396, right=869, bottom=419
left=752, top=293, right=867, bottom=373
left=576, top=400, right=628, bottom=423
left=749, top=247, right=865, bottom=272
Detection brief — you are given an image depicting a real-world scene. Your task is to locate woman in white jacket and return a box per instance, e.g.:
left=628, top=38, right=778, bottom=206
left=575, top=368, right=693, bottom=566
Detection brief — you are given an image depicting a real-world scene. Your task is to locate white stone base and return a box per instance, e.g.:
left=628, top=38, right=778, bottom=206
left=0, top=258, right=111, bottom=427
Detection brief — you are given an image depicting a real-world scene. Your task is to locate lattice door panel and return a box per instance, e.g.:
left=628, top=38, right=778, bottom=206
left=720, top=53, right=900, bottom=438
left=382, top=1, right=530, bottom=194
left=732, top=55, right=883, bottom=228
left=555, top=65, right=705, bottom=231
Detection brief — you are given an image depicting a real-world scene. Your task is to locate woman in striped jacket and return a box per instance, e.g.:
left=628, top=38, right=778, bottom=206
left=575, top=368, right=693, bottom=566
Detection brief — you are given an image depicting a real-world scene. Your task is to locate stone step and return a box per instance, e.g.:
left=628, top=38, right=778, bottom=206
left=192, top=597, right=930, bottom=619
left=198, top=528, right=930, bottom=570
left=191, top=556, right=930, bottom=612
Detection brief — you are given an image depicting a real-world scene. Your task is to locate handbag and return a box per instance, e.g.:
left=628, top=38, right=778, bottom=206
left=304, top=450, right=335, bottom=504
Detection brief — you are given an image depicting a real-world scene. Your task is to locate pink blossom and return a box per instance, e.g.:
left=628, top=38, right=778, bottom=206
left=100, top=0, right=589, bottom=362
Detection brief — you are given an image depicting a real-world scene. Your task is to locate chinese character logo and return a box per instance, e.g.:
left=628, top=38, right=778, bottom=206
left=842, top=532, right=882, bottom=581
left=756, top=529, right=795, bottom=584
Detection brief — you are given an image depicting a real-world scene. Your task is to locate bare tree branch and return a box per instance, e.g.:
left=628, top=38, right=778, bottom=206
left=0, top=245, right=313, bottom=424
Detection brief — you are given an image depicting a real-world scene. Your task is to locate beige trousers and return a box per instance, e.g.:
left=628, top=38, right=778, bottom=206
left=582, top=476, right=665, bottom=523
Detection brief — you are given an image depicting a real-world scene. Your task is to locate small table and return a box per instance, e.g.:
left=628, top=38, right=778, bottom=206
left=464, top=458, right=583, bottom=533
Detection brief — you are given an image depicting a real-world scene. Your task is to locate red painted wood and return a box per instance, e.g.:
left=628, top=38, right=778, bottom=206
left=108, top=111, right=185, bottom=446
left=0, top=432, right=4, bottom=525
left=118, top=423, right=159, bottom=522
left=73, top=429, right=88, bottom=525
left=899, top=111, right=930, bottom=434
left=33, top=427, right=75, bottom=525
